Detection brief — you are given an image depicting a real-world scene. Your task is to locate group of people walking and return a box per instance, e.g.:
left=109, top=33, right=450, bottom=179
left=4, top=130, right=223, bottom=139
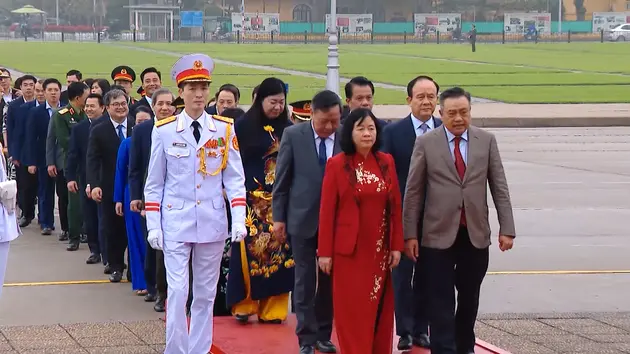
left=0, top=52, right=516, bottom=354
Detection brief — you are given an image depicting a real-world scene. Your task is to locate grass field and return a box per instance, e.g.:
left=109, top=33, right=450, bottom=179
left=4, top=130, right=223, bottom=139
left=2, top=41, right=630, bottom=104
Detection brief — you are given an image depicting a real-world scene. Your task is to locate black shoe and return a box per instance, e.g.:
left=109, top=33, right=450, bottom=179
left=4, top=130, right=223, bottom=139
left=412, top=333, right=430, bottom=348
left=258, top=318, right=282, bottom=324
left=66, top=241, right=79, bottom=251
left=315, top=341, right=336, bottom=353
left=58, top=231, right=68, bottom=241
left=397, top=334, right=413, bottom=351
left=18, top=217, right=31, bottom=228
left=41, top=227, right=52, bottom=235
left=154, top=295, right=166, bottom=312
left=104, top=264, right=112, bottom=274
left=235, top=314, right=249, bottom=324
left=109, top=271, right=123, bottom=283
left=144, top=293, right=157, bottom=302
left=79, top=233, right=88, bottom=243
left=86, top=254, right=101, bottom=264
left=299, top=345, right=314, bottom=354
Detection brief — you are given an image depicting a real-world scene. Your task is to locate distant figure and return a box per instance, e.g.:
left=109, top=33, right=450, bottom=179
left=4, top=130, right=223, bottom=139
left=469, top=24, right=477, bottom=52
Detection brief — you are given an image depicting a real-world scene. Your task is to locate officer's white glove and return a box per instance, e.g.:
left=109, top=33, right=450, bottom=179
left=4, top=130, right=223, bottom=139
left=148, top=230, right=164, bottom=250
left=231, top=224, right=247, bottom=243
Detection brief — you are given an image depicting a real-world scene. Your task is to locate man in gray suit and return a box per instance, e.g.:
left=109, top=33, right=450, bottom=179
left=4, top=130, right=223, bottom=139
left=403, top=87, right=516, bottom=354
left=273, top=90, right=342, bottom=354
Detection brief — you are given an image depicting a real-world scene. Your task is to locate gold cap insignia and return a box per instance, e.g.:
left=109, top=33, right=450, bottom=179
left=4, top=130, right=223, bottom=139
left=193, top=60, right=203, bottom=70
left=304, top=103, right=311, bottom=111
left=121, top=68, right=127, bottom=74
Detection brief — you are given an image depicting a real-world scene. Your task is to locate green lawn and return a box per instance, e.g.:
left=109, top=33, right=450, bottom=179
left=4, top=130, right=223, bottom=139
left=2, top=41, right=630, bottom=103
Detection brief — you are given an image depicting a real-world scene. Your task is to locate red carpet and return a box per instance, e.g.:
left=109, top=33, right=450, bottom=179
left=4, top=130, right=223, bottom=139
left=212, top=315, right=510, bottom=353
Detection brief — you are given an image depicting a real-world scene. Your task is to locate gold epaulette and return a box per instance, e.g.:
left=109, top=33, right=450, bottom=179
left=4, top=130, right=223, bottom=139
left=156, top=115, right=176, bottom=127
left=213, top=115, right=234, bottom=124
left=58, top=108, right=69, bottom=114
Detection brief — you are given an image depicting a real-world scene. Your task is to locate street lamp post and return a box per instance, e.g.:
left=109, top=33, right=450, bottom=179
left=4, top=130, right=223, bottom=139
left=325, top=0, right=340, bottom=96
left=55, top=0, right=59, bottom=25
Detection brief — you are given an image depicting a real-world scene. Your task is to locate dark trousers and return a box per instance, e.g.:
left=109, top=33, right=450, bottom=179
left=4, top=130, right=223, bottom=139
left=142, top=217, right=166, bottom=296
left=100, top=198, right=127, bottom=272
left=291, top=234, right=333, bottom=346
left=471, top=40, right=476, bottom=52
left=96, top=203, right=109, bottom=265
left=81, top=183, right=105, bottom=263
left=392, top=252, right=429, bottom=337
left=16, top=165, right=37, bottom=220
left=54, top=169, right=69, bottom=231
left=423, top=227, right=489, bottom=354
left=36, top=167, right=55, bottom=229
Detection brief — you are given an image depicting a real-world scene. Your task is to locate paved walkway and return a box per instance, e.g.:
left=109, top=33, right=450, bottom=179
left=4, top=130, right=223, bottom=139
left=2, top=127, right=630, bottom=353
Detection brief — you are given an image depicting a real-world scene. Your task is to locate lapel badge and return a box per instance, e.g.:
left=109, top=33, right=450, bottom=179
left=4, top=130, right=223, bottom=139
left=173, top=142, right=187, bottom=148
left=218, top=137, right=225, bottom=147
left=69, top=107, right=75, bottom=115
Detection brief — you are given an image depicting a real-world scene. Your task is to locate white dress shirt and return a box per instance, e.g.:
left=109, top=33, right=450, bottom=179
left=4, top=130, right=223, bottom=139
left=311, top=122, right=335, bottom=160
left=110, top=117, right=128, bottom=139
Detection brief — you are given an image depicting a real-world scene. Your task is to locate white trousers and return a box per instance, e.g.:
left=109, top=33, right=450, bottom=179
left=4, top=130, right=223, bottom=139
left=0, top=242, right=10, bottom=300
left=164, top=240, right=224, bottom=354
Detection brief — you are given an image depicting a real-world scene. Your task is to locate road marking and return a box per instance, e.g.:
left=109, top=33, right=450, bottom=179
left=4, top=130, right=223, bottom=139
left=4, top=279, right=128, bottom=287
left=4, top=270, right=630, bottom=287
left=487, top=270, right=630, bottom=275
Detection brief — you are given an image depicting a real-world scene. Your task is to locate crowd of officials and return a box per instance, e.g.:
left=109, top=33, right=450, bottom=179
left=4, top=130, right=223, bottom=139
left=0, top=59, right=515, bottom=354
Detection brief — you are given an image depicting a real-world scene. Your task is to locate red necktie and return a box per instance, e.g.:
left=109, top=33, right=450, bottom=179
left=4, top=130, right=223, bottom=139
left=454, top=137, right=467, bottom=226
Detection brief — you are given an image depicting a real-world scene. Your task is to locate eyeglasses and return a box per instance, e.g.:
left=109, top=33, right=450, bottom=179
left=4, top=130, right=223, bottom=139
left=109, top=102, right=127, bottom=108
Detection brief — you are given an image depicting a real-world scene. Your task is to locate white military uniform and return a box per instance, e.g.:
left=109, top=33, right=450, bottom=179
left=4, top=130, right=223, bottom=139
left=0, top=143, right=20, bottom=301
left=144, top=54, right=246, bottom=354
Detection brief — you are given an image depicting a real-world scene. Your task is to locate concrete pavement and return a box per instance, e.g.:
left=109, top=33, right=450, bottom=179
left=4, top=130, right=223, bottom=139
left=0, top=127, right=629, bottom=353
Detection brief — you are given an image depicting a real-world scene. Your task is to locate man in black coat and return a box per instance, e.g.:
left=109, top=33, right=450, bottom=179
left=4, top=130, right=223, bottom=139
left=67, top=93, right=107, bottom=266
left=86, top=89, right=134, bottom=282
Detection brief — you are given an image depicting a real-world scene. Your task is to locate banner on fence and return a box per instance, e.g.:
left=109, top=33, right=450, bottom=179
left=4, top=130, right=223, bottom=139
left=592, top=12, right=630, bottom=32
left=413, top=13, right=461, bottom=35
left=231, top=13, right=280, bottom=33
left=504, top=13, right=551, bottom=34
left=325, top=14, right=373, bottom=34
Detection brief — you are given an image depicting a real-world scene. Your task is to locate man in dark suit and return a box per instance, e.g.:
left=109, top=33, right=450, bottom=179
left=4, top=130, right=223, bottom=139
left=403, top=87, right=516, bottom=354
left=5, top=74, right=37, bottom=227
left=273, top=90, right=342, bottom=354
left=12, top=79, right=45, bottom=228
left=381, top=75, right=441, bottom=351
left=87, top=89, right=134, bottom=282
left=24, top=78, right=63, bottom=235
left=341, top=76, right=387, bottom=128
left=129, top=87, right=174, bottom=311
left=129, top=67, right=162, bottom=119
left=60, top=69, right=82, bottom=104
left=67, top=93, right=106, bottom=265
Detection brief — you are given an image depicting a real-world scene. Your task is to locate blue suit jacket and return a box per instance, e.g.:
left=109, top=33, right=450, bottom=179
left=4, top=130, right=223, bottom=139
left=12, top=99, right=39, bottom=162
left=66, top=118, right=92, bottom=184
left=381, top=115, right=442, bottom=199
left=128, top=119, right=153, bottom=201
left=6, top=96, right=25, bottom=158
left=23, top=104, right=53, bottom=168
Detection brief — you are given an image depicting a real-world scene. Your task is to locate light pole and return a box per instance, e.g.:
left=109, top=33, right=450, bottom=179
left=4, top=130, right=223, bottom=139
left=55, top=0, right=59, bottom=25
left=557, top=0, right=562, bottom=34
left=325, top=0, right=340, bottom=96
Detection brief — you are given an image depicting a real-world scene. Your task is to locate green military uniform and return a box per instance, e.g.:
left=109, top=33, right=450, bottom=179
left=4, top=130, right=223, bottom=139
left=51, top=104, right=87, bottom=246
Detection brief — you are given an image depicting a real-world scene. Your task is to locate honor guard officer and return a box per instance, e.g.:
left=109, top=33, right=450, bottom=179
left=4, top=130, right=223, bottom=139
left=110, top=66, right=137, bottom=105
left=144, top=53, right=247, bottom=354
left=289, top=100, right=312, bottom=124
left=137, top=86, right=145, bottom=98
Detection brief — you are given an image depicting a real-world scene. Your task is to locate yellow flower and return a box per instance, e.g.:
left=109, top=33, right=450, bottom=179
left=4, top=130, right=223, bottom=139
left=263, top=125, right=274, bottom=133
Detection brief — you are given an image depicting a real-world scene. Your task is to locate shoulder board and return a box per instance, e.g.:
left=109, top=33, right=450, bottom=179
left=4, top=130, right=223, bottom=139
left=213, top=115, right=234, bottom=124
left=155, top=115, right=176, bottom=127
left=58, top=108, right=69, bottom=114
